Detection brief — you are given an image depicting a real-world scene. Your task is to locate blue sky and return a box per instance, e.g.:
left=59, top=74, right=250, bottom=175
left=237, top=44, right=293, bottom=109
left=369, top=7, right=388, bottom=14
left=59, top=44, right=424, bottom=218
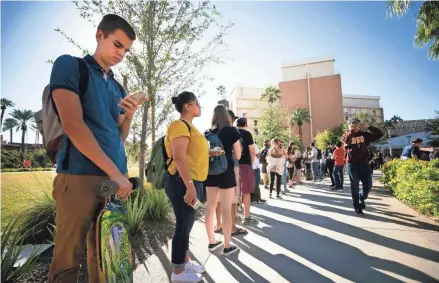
left=2, top=1, right=438, bottom=143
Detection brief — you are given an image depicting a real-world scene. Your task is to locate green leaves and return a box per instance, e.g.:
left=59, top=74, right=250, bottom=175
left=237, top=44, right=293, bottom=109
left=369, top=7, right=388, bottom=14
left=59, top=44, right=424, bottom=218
left=290, top=107, right=311, bottom=127
left=260, top=86, right=281, bottom=104
left=1, top=216, right=41, bottom=283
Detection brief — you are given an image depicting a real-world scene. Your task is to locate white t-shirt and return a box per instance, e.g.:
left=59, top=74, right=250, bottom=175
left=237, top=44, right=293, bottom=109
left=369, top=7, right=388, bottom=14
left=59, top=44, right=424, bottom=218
left=253, top=144, right=260, bottom=169
left=311, top=147, right=319, bottom=163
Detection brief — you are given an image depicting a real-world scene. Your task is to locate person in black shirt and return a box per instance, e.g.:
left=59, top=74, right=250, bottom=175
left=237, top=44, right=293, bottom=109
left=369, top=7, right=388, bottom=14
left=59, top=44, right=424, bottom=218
left=326, top=143, right=336, bottom=188
left=236, top=117, right=257, bottom=225
left=260, top=140, right=270, bottom=189
left=204, top=105, right=242, bottom=256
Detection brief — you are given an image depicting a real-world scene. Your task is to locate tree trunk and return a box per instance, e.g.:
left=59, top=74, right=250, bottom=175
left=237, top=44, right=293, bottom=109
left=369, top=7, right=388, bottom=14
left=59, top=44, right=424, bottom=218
left=21, top=129, right=26, bottom=166
left=388, top=129, right=393, bottom=156
left=299, top=126, right=303, bottom=142
left=9, top=129, right=13, bottom=144
left=139, top=104, right=150, bottom=183
left=0, top=107, right=5, bottom=127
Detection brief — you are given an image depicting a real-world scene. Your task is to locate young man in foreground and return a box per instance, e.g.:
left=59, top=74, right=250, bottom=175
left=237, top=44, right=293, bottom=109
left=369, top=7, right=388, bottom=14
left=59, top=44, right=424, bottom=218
left=48, top=14, right=147, bottom=282
left=342, top=118, right=383, bottom=215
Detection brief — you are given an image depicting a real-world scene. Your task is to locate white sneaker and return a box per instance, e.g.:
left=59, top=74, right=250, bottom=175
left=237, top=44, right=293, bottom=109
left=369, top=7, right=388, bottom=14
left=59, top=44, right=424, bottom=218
left=171, top=269, right=203, bottom=283
left=185, top=261, right=206, bottom=273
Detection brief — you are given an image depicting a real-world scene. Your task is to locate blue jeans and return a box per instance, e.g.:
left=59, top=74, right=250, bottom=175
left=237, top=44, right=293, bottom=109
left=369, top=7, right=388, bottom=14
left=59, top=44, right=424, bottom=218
left=282, top=161, right=287, bottom=192
left=311, top=162, right=320, bottom=181
left=333, top=165, right=344, bottom=189
left=163, top=172, right=203, bottom=268
left=346, top=163, right=371, bottom=208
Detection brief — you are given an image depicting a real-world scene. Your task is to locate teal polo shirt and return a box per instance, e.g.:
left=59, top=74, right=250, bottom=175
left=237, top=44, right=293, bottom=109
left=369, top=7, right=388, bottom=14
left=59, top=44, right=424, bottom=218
left=50, top=54, right=128, bottom=176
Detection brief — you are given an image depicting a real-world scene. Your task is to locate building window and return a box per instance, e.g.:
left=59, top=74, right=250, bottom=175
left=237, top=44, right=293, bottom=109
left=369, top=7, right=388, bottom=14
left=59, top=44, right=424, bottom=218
left=351, top=108, right=356, bottom=114
left=344, top=108, right=348, bottom=115
left=373, top=109, right=376, bottom=115
left=254, top=128, right=259, bottom=135
left=345, top=116, right=349, bottom=121
left=254, top=120, right=258, bottom=127
left=242, top=112, right=247, bottom=117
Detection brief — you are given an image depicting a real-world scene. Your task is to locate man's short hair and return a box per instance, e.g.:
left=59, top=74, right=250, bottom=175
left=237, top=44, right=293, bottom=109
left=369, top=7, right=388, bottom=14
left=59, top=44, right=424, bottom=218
left=236, top=117, right=247, bottom=127
left=413, top=138, right=423, bottom=144
left=98, top=14, right=136, bottom=41
left=311, top=142, right=316, bottom=147
left=349, top=118, right=361, bottom=125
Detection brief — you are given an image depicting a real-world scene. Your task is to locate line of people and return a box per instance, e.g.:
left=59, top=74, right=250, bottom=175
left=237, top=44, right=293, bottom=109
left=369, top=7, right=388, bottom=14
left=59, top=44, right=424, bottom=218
left=163, top=93, right=267, bottom=283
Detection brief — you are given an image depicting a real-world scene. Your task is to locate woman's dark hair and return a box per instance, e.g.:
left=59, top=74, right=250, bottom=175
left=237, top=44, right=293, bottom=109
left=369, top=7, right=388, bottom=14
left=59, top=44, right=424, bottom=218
left=171, top=91, right=197, bottom=113
left=97, top=14, right=136, bottom=40
left=336, top=141, right=342, bottom=147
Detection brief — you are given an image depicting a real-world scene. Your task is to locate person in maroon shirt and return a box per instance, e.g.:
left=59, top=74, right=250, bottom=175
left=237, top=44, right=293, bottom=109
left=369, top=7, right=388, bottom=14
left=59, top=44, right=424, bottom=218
left=342, top=118, right=383, bottom=215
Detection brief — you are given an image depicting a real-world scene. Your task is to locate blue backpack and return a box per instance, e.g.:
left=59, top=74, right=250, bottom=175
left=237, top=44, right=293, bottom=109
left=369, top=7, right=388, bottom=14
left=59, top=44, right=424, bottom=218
left=205, top=128, right=228, bottom=175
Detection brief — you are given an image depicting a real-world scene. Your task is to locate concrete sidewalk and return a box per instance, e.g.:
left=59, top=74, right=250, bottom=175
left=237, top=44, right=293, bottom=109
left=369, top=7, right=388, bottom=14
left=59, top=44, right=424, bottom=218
left=134, top=172, right=439, bottom=283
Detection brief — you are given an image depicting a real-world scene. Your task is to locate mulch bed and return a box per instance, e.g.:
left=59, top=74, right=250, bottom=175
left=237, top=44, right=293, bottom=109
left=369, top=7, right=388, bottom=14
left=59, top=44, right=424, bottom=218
left=18, top=216, right=176, bottom=283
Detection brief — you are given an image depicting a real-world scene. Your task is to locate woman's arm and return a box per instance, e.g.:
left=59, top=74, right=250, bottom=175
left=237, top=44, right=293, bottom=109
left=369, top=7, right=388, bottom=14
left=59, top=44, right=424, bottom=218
left=170, top=136, right=197, bottom=205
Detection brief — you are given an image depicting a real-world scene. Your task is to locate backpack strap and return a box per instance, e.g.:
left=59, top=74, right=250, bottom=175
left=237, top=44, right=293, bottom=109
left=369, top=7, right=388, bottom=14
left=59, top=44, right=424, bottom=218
left=61, top=57, right=89, bottom=170
left=163, top=119, right=192, bottom=170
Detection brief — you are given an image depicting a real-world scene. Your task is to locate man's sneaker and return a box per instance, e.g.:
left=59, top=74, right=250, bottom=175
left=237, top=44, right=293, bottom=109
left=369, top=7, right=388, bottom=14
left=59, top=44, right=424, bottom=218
left=171, top=269, right=203, bottom=283
left=208, top=240, right=223, bottom=252
left=355, top=207, right=364, bottom=216
left=258, top=199, right=267, bottom=203
left=264, top=185, right=269, bottom=189
left=185, top=261, right=206, bottom=274
left=276, top=195, right=283, bottom=199
left=223, top=245, right=239, bottom=256
left=269, top=193, right=273, bottom=198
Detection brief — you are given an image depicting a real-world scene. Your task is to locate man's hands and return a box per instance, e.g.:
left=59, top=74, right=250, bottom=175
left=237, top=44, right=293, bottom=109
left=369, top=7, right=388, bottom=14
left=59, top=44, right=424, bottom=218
left=110, top=174, right=133, bottom=201
left=118, top=91, right=149, bottom=120
left=359, top=122, right=369, bottom=129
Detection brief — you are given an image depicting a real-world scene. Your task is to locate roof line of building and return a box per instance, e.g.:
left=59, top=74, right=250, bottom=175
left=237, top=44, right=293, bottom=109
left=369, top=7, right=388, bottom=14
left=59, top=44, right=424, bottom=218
left=343, top=94, right=381, bottom=100
left=281, top=55, right=335, bottom=68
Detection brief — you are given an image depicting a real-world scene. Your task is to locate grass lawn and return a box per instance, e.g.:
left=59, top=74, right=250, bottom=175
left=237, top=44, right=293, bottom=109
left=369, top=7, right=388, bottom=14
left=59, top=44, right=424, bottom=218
left=1, top=165, right=146, bottom=227
left=1, top=171, right=56, bottom=227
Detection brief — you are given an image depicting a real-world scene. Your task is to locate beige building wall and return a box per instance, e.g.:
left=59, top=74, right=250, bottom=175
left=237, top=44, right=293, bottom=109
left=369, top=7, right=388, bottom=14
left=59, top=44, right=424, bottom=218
left=342, top=94, right=384, bottom=123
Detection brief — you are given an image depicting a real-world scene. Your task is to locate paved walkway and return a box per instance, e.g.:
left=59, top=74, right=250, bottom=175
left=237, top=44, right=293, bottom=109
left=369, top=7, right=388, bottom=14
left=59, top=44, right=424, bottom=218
left=134, top=172, right=439, bottom=283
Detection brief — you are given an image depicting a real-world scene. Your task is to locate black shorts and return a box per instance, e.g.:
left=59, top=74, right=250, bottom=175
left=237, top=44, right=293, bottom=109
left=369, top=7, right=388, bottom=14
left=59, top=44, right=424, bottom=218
left=261, top=164, right=268, bottom=174
left=204, top=165, right=236, bottom=189
left=295, top=158, right=302, bottom=169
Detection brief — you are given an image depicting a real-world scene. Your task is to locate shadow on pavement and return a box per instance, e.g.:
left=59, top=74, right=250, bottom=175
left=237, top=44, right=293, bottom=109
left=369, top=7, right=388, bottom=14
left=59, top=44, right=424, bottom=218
left=247, top=212, right=438, bottom=283
left=283, top=189, right=439, bottom=232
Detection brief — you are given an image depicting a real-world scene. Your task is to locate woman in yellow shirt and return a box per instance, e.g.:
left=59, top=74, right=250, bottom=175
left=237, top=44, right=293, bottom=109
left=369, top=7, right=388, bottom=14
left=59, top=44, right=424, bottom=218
left=163, top=91, right=209, bottom=283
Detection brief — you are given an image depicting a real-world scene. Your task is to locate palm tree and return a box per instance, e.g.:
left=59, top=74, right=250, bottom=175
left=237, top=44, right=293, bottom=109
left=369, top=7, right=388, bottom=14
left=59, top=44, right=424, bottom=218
left=380, top=120, right=396, bottom=156
left=390, top=114, right=403, bottom=125
left=260, top=86, right=281, bottom=103
left=356, top=111, right=377, bottom=125
left=10, top=109, right=35, bottom=164
left=387, top=1, right=439, bottom=60
left=1, top=98, right=15, bottom=126
left=2, top=118, right=19, bottom=143
left=290, top=107, right=311, bottom=141
left=216, top=85, right=226, bottom=99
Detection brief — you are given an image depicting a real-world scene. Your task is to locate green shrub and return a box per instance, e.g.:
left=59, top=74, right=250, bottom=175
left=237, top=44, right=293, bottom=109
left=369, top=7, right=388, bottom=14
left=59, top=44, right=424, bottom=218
left=144, top=189, right=172, bottom=222
left=0, top=150, right=22, bottom=169
left=126, top=191, right=148, bottom=235
left=1, top=216, right=41, bottom=283
left=382, top=159, right=439, bottom=218
left=19, top=191, right=56, bottom=244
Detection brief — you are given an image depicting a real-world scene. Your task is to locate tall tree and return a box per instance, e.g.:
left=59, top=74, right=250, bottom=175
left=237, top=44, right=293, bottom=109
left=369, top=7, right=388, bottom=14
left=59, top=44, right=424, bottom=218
left=59, top=1, right=233, bottom=182
left=290, top=107, right=311, bottom=141
left=380, top=120, right=396, bottom=156
left=390, top=114, right=403, bottom=125
left=9, top=109, right=35, bottom=164
left=2, top=118, right=19, bottom=143
left=355, top=111, right=377, bottom=125
left=1, top=98, right=15, bottom=127
left=426, top=110, right=439, bottom=146
left=387, top=0, right=439, bottom=60
left=260, top=86, right=281, bottom=103
left=255, top=102, right=289, bottom=146
left=217, top=85, right=226, bottom=99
